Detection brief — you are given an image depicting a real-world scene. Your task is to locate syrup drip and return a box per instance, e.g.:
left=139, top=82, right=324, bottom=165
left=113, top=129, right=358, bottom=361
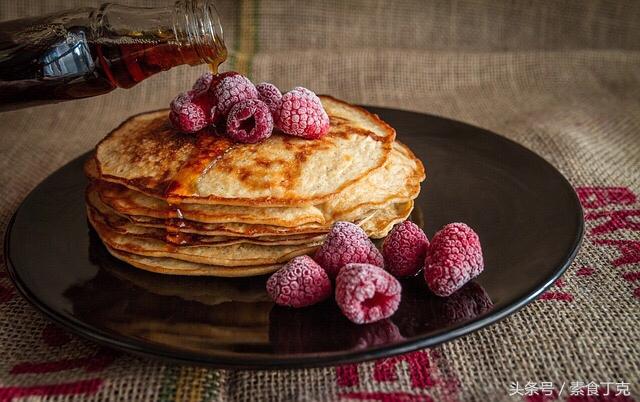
left=163, top=131, right=234, bottom=202
left=164, top=206, right=191, bottom=245
left=161, top=128, right=234, bottom=245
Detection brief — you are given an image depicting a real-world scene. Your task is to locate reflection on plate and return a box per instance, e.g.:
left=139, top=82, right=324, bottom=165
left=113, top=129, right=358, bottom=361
left=62, top=229, right=492, bottom=356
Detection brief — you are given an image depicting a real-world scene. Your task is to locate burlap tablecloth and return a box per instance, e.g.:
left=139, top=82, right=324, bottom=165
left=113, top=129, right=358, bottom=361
left=1, top=1, right=639, bottom=401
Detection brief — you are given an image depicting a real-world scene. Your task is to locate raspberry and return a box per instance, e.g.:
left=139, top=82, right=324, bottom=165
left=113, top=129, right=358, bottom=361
left=382, top=221, right=429, bottom=277
left=192, top=72, right=214, bottom=93
left=314, top=221, right=384, bottom=279
left=226, top=99, right=274, bottom=143
left=210, top=74, right=258, bottom=123
left=424, top=223, right=484, bottom=297
left=276, top=87, right=330, bottom=139
left=204, top=71, right=239, bottom=95
left=335, top=263, right=402, bottom=324
left=266, top=255, right=332, bottom=308
left=256, top=82, right=283, bottom=117
left=169, top=90, right=211, bottom=133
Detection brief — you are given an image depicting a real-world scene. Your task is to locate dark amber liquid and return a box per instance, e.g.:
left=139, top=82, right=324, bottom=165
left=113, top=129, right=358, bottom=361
left=0, top=19, right=226, bottom=111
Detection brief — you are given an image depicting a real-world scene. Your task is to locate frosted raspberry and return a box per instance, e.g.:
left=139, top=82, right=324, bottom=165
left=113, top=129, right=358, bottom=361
left=192, top=72, right=214, bottom=93
left=314, top=221, right=383, bottom=279
left=382, top=221, right=429, bottom=277
left=169, top=90, right=210, bottom=133
left=424, top=223, right=484, bottom=297
left=335, top=263, right=402, bottom=324
left=276, top=87, right=330, bottom=139
left=266, top=255, right=332, bottom=308
left=256, top=82, right=283, bottom=117
left=204, top=71, right=239, bottom=95
left=226, top=99, right=274, bottom=143
left=210, top=74, right=258, bottom=123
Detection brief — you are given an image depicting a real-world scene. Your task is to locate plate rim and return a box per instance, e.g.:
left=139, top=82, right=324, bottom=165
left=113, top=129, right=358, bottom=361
left=3, top=106, right=584, bottom=369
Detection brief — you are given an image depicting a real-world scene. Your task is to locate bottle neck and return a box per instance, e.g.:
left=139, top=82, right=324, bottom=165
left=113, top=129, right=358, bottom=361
left=94, top=0, right=227, bottom=88
left=173, top=0, right=227, bottom=68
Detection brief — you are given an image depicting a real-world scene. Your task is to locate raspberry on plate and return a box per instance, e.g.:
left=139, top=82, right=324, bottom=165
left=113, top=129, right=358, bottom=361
left=169, top=90, right=211, bottom=133
left=226, top=99, right=274, bottom=143
left=335, top=263, right=402, bottom=324
left=276, top=87, right=330, bottom=139
left=314, top=221, right=384, bottom=279
left=192, top=72, right=214, bottom=93
left=256, top=82, right=283, bottom=117
left=210, top=73, right=258, bottom=123
left=382, top=220, right=429, bottom=277
left=266, top=255, right=332, bottom=308
left=205, top=71, right=239, bottom=96
left=424, top=223, right=484, bottom=297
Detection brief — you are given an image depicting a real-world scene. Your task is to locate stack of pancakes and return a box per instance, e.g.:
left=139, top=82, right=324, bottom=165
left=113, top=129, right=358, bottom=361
left=85, top=96, right=425, bottom=277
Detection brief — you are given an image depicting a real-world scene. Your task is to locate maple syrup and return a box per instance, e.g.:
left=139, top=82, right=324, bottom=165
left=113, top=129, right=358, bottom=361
left=0, top=1, right=226, bottom=110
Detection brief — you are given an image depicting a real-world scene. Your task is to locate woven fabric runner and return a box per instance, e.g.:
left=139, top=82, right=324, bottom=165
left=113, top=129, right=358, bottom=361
left=1, top=1, right=639, bottom=401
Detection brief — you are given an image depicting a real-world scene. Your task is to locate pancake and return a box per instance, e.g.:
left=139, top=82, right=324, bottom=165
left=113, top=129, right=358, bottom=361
left=321, top=142, right=424, bottom=221
left=86, top=182, right=335, bottom=236
left=362, top=200, right=414, bottom=238
left=89, top=141, right=423, bottom=229
left=91, top=200, right=410, bottom=268
left=87, top=201, right=326, bottom=247
left=102, top=196, right=409, bottom=277
left=91, top=210, right=322, bottom=266
left=95, top=180, right=326, bottom=227
left=126, top=214, right=331, bottom=237
left=107, top=247, right=282, bottom=277
left=87, top=185, right=381, bottom=238
left=95, top=96, right=395, bottom=207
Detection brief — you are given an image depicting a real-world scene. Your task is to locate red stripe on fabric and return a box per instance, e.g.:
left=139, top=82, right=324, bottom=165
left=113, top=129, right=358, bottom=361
left=539, top=292, right=574, bottom=302
left=622, top=272, right=640, bottom=282
left=594, top=239, right=640, bottom=268
left=585, top=209, right=640, bottom=235
left=0, top=379, right=102, bottom=401
left=576, top=187, right=636, bottom=209
left=336, top=364, right=360, bottom=387
left=373, top=351, right=435, bottom=388
left=576, top=267, right=595, bottom=276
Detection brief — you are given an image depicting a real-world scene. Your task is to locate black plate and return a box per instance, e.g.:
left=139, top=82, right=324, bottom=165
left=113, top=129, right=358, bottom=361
left=4, top=107, right=583, bottom=369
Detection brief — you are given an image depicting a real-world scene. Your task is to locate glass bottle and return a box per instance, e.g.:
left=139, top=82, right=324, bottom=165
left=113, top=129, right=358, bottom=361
left=0, top=0, right=226, bottom=111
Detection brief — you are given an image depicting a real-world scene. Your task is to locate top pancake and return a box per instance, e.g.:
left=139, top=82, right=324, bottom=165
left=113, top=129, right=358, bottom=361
left=95, top=96, right=395, bottom=207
